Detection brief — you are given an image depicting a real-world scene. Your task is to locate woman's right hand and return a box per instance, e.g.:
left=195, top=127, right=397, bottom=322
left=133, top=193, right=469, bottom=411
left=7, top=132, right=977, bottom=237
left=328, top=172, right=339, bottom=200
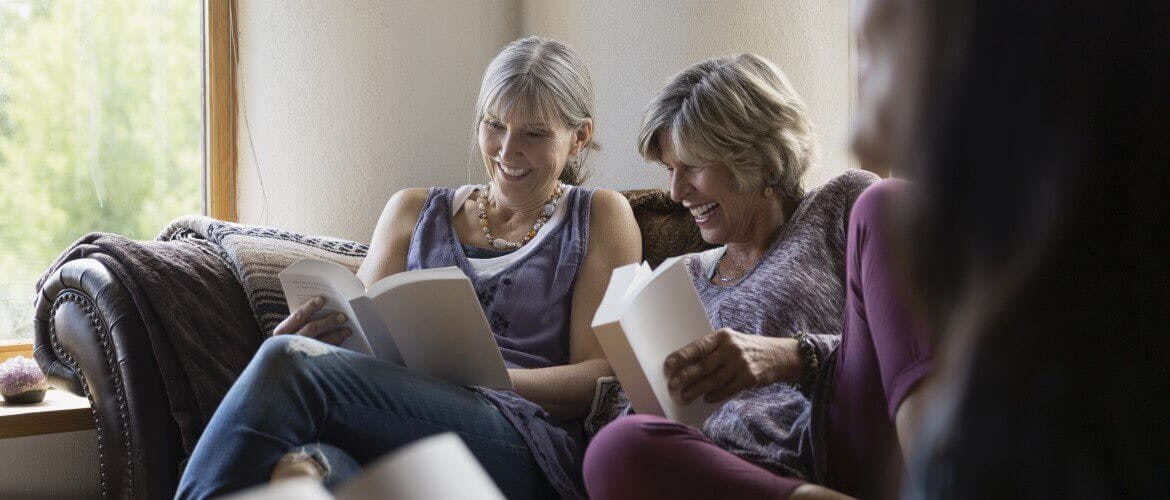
left=664, top=328, right=800, bottom=404
left=272, top=296, right=353, bottom=345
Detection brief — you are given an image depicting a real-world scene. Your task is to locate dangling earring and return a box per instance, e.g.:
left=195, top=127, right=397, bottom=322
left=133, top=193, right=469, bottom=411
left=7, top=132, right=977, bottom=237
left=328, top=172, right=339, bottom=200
left=763, top=186, right=775, bottom=197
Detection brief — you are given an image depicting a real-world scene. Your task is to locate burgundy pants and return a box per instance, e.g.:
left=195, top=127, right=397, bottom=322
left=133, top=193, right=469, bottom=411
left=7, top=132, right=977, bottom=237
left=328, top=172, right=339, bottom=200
left=583, top=180, right=934, bottom=499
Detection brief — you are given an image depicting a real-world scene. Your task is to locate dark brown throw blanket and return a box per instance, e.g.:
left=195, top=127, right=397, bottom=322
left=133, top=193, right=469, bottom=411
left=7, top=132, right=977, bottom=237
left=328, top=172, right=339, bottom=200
left=36, top=233, right=263, bottom=454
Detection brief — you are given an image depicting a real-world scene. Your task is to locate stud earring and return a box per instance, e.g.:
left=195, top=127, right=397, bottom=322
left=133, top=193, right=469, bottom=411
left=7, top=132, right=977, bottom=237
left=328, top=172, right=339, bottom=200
left=763, top=186, right=775, bottom=197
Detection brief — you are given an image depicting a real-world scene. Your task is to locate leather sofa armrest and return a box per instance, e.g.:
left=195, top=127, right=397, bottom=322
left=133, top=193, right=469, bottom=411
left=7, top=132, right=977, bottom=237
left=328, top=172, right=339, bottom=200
left=34, top=257, right=182, bottom=499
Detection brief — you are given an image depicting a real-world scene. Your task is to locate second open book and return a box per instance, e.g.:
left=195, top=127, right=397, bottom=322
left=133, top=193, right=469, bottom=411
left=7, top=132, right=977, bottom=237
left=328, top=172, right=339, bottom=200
left=591, top=256, right=720, bottom=427
left=278, top=259, right=512, bottom=390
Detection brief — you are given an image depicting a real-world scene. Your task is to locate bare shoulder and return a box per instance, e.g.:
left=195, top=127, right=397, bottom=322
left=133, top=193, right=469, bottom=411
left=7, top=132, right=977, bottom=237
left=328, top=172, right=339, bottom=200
left=384, top=187, right=431, bottom=216
left=585, top=188, right=641, bottom=262
left=358, top=187, right=431, bottom=284
left=588, top=188, right=635, bottom=222
left=379, top=188, right=433, bottom=232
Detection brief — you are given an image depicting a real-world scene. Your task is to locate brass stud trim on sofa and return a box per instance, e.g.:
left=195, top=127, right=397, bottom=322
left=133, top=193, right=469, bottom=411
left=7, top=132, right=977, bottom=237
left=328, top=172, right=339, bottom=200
left=47, top=290, right=136, bottom=499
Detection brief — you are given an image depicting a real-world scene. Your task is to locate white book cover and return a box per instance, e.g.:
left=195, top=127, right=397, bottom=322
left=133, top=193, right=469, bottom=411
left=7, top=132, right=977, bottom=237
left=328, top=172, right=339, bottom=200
left=219, top=477, right=333, bottom=500
left=278, top=259, right=512, bottom=390
left=220, top=433, right=504, bottom=500
left=337, top=433, right=505, bottom=500
left=591, top=256, right=720, bottom=427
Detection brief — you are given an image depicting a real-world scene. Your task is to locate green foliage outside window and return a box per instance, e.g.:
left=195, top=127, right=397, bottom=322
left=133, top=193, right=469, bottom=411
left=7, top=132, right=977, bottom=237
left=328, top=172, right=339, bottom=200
left=0, top=0, right=203, bottom=341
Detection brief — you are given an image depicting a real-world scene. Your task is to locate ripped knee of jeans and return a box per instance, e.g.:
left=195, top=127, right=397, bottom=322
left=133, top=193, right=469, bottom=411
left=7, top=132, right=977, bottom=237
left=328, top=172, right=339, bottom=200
left=282, top=336, right=332, bottom=358
left=273, top=445, right=331, bottom=480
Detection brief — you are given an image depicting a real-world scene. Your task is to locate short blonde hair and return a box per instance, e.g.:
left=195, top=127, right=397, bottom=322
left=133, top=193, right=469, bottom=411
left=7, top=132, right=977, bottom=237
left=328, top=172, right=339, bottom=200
left=473, top=36, right=599, bottom=186
left=638, top=54, right=816, bottom=201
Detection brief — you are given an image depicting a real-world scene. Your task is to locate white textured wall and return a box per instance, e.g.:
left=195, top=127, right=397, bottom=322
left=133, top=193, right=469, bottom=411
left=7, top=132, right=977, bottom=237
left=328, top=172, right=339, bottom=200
left=236, top=0, right=521, bottom=241
left=236, top=1, right=853, bottom=241
left=521, top=0, right=854, bottom=192
left=0, top=430, right=100, bottom=499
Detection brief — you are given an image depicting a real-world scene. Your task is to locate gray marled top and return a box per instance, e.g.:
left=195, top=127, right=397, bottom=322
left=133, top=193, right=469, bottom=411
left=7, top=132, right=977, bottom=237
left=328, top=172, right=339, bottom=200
left=690, top=169, right=878, bottom=478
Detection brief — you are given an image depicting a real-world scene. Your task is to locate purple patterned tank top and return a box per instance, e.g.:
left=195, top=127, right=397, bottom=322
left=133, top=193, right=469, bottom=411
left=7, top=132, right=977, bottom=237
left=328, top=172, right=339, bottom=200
left=406, top=185, right=595, bottom=499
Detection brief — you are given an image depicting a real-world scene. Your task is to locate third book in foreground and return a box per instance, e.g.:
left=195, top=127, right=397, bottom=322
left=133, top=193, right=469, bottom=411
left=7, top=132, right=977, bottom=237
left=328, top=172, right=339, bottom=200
left=222, top=432, right=505, bottom=500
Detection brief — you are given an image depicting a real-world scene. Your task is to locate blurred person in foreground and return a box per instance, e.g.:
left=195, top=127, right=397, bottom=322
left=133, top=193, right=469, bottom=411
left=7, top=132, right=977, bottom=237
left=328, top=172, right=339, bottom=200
left=864, top=0, right=1167, bottom=498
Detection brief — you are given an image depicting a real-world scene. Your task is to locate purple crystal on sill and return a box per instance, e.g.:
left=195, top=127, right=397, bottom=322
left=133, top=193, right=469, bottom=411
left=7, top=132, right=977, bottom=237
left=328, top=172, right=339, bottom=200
left=0, top=355, right=48, bottom=396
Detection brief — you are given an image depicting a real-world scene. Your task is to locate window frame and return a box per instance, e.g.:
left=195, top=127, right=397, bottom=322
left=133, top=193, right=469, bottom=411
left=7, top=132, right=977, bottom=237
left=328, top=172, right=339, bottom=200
left=206, top=0, right=239, bottom=222
left=0, top=342, right=33, bottom=363
left=2, top=0, right=237, bottom=399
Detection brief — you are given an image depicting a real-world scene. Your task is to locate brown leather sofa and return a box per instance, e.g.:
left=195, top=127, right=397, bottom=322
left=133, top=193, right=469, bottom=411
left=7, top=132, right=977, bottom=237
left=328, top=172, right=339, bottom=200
left=32, top=189, right=710, bottom=499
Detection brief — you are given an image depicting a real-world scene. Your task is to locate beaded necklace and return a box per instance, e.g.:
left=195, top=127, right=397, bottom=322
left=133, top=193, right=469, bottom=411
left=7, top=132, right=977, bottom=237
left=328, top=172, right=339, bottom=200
left=477, top=183, right=564, bottom=250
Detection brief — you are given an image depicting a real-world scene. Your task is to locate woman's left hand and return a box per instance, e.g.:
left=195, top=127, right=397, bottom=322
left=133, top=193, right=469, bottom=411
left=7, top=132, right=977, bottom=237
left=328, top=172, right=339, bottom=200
left=664, top=328, right=801, bottom=404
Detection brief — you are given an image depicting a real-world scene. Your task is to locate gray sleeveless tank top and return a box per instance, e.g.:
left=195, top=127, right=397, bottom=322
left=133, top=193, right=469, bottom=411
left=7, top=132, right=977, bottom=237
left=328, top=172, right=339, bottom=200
left=406, top=185, right=594, bottom=499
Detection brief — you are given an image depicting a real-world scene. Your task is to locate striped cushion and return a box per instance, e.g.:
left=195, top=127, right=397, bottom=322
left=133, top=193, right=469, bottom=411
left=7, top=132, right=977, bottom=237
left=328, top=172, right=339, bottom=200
left=159, top=216, right=368, bottom=335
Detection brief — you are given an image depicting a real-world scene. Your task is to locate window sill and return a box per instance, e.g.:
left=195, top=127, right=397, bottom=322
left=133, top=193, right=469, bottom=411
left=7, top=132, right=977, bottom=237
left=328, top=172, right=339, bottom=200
left=0, top=389, right=94, bottom=440
left=0, top=342, right=34, bottom=363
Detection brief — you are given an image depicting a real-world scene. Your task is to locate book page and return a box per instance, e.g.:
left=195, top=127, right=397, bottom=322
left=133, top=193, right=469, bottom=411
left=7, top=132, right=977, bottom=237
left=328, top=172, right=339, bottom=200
left=621, top=261, right=655, bottom=302
left=366, top=265, right=477, bottom=294
left=593, top=263, right=640, bottom=325
left=593, top=263, right=664, bottom=416
left=337, top=433, right=504, bottom=500
left=369, top=267, right=512, bottom=389
left=620, top=257, right=720, bottom=427
left=279, top=259, right=374, bottom=356
left=348, top=297, right=405, bottom=366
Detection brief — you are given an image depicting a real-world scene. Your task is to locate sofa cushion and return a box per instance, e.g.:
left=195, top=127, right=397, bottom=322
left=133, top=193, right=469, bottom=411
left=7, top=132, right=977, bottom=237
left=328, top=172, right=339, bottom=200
left=161, top=217, right=368, bottom=336
left=623, top=189, right=715, bottom=265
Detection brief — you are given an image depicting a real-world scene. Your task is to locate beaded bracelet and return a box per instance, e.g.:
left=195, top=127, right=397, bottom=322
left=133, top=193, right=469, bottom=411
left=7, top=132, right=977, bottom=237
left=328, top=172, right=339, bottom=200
left=794, top=331, right=820, bottom=393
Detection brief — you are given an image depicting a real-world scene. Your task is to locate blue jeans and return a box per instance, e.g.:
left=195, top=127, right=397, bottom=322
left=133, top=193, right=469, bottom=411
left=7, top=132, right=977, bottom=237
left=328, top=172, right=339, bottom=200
left=175, top=335, right=555, bottom=499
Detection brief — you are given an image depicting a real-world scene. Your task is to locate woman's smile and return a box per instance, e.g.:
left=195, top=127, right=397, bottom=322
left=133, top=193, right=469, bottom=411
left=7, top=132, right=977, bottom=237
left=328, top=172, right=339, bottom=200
left=687, top=202, right=720, bottom=225
left=496, top=160, right=533, bottom=180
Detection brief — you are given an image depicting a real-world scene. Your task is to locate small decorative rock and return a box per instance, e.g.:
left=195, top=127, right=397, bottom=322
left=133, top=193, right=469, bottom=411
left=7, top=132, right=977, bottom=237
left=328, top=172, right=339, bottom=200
left=0, top=355, right=49, bottom=404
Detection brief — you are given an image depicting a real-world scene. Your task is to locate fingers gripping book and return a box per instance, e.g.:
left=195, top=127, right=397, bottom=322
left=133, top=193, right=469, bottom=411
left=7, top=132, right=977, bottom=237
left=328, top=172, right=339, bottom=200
left=278, top=259, right=512, bottom=390
left=591, top=256, right=720, bottom=427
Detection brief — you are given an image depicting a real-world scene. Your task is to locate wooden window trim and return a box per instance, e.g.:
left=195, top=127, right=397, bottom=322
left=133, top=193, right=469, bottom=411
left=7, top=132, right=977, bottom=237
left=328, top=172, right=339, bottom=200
left=0, top=390, right=94, bottom=439
left=0, top=345, right=93, bottom=439
left=206, top=0, right=239, bottom=222
left=0, top=342, right=33, bottom=363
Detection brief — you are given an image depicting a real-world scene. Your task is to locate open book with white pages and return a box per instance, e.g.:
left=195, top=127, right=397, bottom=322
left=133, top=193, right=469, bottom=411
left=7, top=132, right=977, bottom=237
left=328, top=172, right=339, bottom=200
left=591, top=256, right=720, bottom=427
left=278, top=258, right=512, bottom=390
left=220, top=433, right=506, bottom=500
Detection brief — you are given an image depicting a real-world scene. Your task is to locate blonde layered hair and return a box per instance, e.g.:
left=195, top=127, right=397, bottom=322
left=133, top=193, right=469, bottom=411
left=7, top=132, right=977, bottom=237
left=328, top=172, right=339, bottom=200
left=473, top=36, right=599, bottom=186
left=638, top=54, right=816, bottom=202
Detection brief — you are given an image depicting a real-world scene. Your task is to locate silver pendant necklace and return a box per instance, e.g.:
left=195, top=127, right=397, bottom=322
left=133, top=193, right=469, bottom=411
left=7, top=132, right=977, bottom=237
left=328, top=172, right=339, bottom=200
left=714, top=218, right=793, bottom=284
left=715, top=251, right=746, bottom=283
